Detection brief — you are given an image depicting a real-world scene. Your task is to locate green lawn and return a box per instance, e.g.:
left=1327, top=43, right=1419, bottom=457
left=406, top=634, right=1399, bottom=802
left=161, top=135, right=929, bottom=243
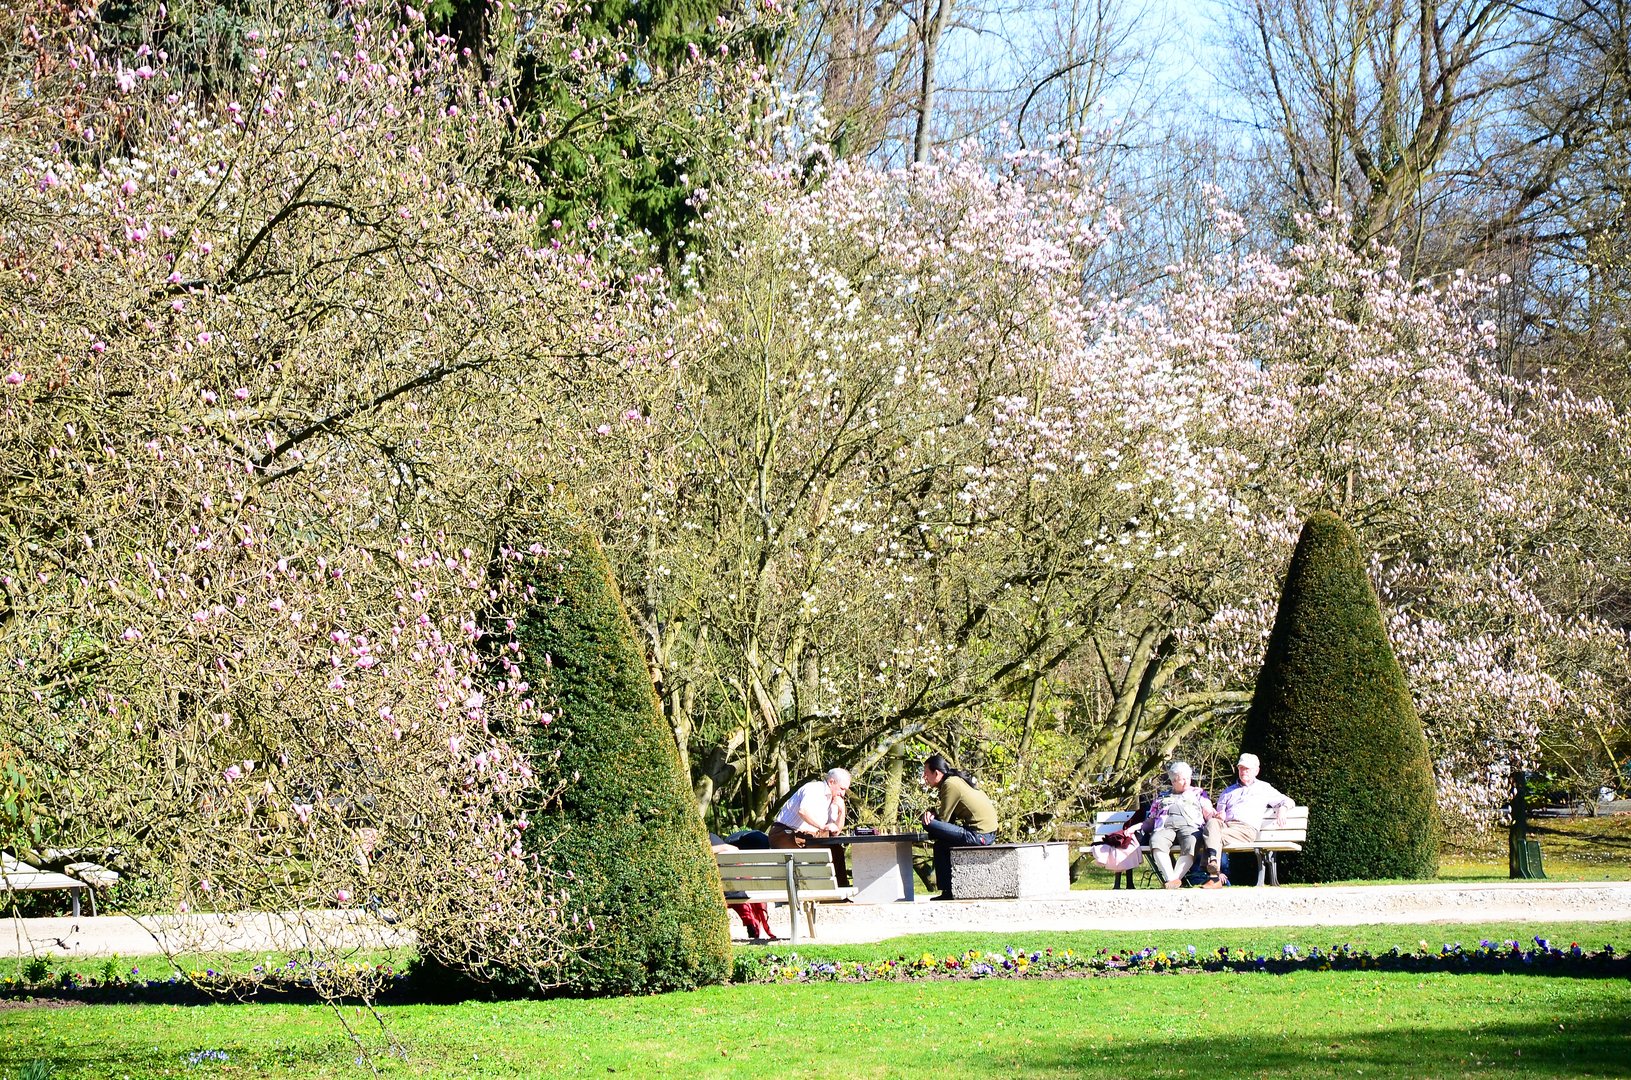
left=5, top=970, right=1628, bottom=1078
left=6, top=922, right=1630, bottom=1079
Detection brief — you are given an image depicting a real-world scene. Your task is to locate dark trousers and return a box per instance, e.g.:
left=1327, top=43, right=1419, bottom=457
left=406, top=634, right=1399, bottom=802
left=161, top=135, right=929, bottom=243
left=925, top=818, right=994, bottom=898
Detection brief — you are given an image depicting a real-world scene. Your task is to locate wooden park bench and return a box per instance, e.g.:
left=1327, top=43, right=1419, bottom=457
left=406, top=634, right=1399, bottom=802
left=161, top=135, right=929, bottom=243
left=1, top=852, right=118, bottom=917
left=1088, top=805, right=1310, bottom=887
left=714, top=848, right=853, bottom=945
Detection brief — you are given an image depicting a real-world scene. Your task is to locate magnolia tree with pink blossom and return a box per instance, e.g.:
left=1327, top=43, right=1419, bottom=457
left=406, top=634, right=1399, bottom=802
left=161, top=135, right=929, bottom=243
left=593, top=153, right=1631, bottom=833
left=0, top=0, right=752, bottom=995
left=1063, top=220, right=1631, bottom=827
left=587, top=149, right=1165, bottom=822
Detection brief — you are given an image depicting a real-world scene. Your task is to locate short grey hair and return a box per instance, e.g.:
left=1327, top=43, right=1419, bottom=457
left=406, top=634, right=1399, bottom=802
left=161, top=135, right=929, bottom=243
left=826, top=767, right=852, bottom=789
left=1167, top=761, right=1193, bottom=782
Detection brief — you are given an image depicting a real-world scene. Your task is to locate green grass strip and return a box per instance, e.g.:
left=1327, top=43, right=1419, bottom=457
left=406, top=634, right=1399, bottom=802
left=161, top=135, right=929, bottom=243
left=4, top=968, right=1629, bottom=1078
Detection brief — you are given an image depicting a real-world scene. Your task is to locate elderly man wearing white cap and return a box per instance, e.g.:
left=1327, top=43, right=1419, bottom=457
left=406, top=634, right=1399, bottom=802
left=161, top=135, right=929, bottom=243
left=1199, top=753, right=1291, bottom=888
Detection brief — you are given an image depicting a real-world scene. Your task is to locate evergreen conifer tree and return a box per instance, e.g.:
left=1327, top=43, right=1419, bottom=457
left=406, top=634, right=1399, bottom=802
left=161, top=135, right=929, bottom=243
left=428, top=0, right=779, bottom=263
left=1239, top=511, right=1440, bottom=881
left=510, top=516, right=731, bottom=994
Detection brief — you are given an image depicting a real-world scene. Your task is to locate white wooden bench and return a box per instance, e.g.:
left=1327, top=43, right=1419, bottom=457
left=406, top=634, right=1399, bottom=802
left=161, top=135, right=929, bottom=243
left=715, top=849, right=853, bottom=944
left=1089, top=805, right=1309, bottom=887
left=41, top=849, right=122, bottom=896
left=1, top=853, right=105, bottom=917
left=948, top=842, right=1072, bottom=899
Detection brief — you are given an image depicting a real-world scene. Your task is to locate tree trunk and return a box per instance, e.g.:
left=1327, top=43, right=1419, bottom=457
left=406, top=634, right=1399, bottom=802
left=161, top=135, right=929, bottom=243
left=913, top=0, right=954, bottom=163
left=879, top=740, right=906, bottom=830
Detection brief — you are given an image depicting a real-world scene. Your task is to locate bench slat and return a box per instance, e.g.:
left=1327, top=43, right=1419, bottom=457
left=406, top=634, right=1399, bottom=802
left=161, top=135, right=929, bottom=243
left=714, top=861, right=842, bottom=874
left=718, top=873, right=841, bottom=889
left=717, top=854, right=835, bottom=874
left=1250, top=830, right=1308, bottom=844
left=2, top=855, right=87, bottom=892
left=65, top=862, right=120, bottom=889
left=1088, top=807, right=1307, bottom=834
left=0, top=875, right=85, bottom=891
left=725, top=888, right=851, bottom=903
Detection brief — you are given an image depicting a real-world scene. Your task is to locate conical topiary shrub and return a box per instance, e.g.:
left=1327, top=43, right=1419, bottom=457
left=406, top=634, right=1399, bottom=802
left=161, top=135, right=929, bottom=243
left=510, top=517, right=731, bottom=995
left=1239, top=510, right=1439, bottom=882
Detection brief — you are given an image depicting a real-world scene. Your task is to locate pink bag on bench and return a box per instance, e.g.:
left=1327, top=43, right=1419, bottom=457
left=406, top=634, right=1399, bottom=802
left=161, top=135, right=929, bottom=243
left=1091, top=834, right=1143, bottom=872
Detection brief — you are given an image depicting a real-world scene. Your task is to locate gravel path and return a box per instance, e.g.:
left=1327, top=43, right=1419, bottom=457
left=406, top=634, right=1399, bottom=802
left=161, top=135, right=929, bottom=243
left=3, top=910, right=409, bottom=960
left=764, top=880, right=1631, bottom=945
left=7, top=881, right=1631, bottom=957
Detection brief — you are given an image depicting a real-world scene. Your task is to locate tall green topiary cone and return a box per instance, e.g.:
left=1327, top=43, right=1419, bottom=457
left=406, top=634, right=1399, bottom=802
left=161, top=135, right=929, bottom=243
left=1239, top=511, right=1439, bottom=882
left=512, top=517, right=730, bottom=995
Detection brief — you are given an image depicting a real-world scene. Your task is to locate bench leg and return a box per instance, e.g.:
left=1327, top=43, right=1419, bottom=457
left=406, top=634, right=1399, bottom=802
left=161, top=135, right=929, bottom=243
left=786, top=859, right=801, bottom=946
left=71, top=888, right=82, bottom=919
left=803, top=902, right=817, bottom=941
left=1266, top=852, right=1279, bottom=886
left=1254, top=854, right=1267, bottom=887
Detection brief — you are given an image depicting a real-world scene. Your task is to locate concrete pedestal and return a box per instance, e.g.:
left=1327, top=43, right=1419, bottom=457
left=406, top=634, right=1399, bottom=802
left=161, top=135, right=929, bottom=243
left=849, top=840, right=918, bottom=903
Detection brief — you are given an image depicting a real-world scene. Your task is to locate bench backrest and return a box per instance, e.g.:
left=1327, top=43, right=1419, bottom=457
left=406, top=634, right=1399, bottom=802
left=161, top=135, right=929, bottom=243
left=1252, top=806, right=1309, bottom=846
left=1088, top=807, right=1310, bottom=844
left=715, top=849, right=842, bottom=897
left=1090, top=811, right=1136, bottom=841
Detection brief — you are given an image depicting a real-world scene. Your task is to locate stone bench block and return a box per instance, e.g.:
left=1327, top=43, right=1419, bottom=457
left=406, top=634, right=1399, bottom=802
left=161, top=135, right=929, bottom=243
left=949, top=842, right=1072, bottom=899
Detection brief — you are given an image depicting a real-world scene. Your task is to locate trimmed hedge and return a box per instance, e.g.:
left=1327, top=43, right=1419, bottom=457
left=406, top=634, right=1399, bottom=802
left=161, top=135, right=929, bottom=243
left=511, top=518, right=731, bottom=995
left=1239, top=511, right=1439, bottom=882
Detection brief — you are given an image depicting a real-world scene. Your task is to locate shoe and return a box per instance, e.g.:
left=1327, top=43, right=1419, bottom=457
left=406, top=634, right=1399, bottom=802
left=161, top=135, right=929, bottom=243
left=1205, top=853, right=1220, bottom=876
left=1201, top=876, right=1225, bottom=889
left=1163, top=879, right=1182, bottom=889
left=930, top=893, right=955, bottom=901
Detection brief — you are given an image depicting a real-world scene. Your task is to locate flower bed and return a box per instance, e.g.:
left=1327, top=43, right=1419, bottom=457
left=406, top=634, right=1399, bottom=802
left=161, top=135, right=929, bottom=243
left=1, top=958, right=409, bottom=1005
left=731, top=938, right=1630, bottom=984
left=5, top=937, right=1624, bottom=1004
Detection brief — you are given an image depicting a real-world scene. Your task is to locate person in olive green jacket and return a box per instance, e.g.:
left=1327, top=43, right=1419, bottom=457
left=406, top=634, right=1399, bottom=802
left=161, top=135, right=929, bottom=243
left=920, top=753, right=999, bottom=900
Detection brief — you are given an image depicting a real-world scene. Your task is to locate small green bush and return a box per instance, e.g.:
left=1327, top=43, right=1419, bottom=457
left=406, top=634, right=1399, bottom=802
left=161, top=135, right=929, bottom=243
left=1240, top=511, right=1440, bottom=882
left=510, top=516, right=731, bottom=995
